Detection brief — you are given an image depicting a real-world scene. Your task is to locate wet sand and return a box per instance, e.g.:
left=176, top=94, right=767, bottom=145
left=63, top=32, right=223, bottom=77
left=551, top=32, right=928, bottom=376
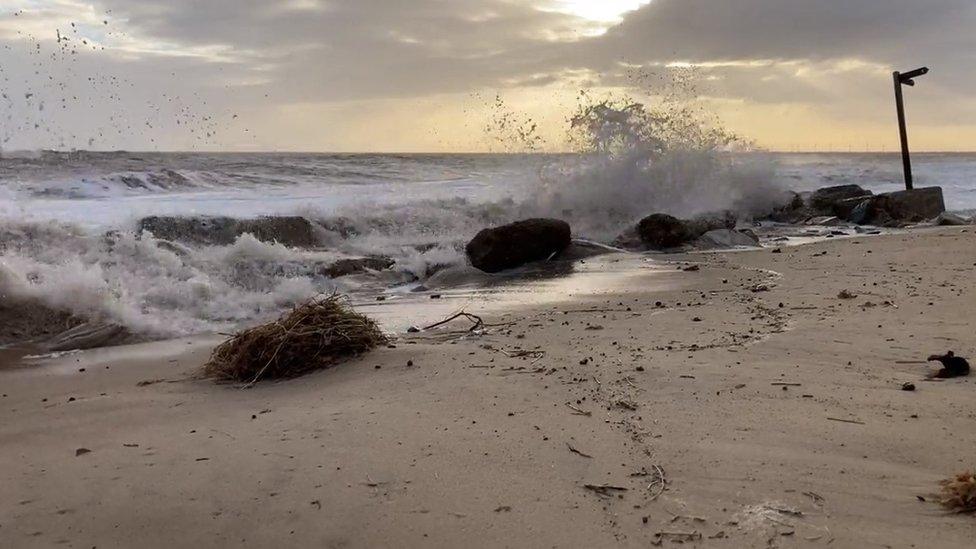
left=2, top=227, right=975, bottom=547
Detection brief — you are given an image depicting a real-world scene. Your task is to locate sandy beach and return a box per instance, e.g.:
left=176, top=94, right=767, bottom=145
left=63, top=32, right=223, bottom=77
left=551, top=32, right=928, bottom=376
left=2, top=228, right=975, bottom=548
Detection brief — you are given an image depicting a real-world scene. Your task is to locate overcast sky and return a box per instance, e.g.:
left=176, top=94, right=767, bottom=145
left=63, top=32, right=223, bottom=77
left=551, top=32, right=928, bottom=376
left=1, top=0, right=974, bottom=152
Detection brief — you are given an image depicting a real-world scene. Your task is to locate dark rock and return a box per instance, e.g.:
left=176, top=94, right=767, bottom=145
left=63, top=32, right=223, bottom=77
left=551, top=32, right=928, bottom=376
left=635, top=214, right=692, bottom=249
left=625, top=212, right=737, bottom=250
left=694, top=229, right=760, bottom=249
left=320, top=257, right=394, bottom=278
left=873, top=187, right=945, bottom=223
left=138, top=216, right=319, bottom=248
left=767, top=192, right=808, bottom=223
left=843, top=187, right=946, bottom=226
left=808, top=185, right=873, bottom=213
left=466, top=218, right=572, bottom=273
left=935, top=212, right=971, bottom=226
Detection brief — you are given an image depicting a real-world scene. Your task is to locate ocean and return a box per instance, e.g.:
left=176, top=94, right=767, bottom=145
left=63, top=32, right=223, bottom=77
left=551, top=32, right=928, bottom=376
left=1, top=150, right=974, bottom=338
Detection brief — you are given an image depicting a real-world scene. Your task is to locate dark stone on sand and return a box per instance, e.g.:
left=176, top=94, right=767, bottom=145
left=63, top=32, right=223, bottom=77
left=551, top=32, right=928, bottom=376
left=320, top=257, right=395, bottom=278
left=635, top=214, right=690, bottom=249
left=138, top=215, right=320, bottom=248
left=694, top=229, right=760, bottom=249
left=623, top=211, right=737, bottom=250
left=466, top=218, right=572, bottom=273
left=840, top=187, right=945, bottom=226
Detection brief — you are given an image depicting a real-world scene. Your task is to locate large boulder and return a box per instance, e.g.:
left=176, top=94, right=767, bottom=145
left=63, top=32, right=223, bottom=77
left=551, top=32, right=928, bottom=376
left=840, top=187, right=945, bottom=226
left=635, top=214, right=690, bottom=249
left=138, top=216, right=319, bottom=248
left=873, top=187, right=945, bottom=222
left=466, top=219, right=571, bottom=273
left=808, top=185, right=873, bottom=213
left=625, top=212, right=737, bottom=250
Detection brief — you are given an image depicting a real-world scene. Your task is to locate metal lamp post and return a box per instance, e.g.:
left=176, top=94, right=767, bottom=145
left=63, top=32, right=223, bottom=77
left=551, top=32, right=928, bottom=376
left=892, top=67, right=929, bottom=190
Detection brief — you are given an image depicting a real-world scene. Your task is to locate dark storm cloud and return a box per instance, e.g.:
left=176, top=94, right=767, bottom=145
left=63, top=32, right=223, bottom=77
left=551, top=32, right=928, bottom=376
left=85, top=0, right=976, bottom=103
left=2, top=0, right=975, bottom=149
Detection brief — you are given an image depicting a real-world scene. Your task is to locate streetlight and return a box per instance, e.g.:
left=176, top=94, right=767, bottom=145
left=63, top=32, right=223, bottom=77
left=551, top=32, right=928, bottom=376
left=892, top=67, right=929, bottom=190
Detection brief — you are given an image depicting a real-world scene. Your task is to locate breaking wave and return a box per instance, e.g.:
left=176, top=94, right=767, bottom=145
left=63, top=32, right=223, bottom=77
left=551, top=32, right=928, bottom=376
left=0, top=76, right=789, bottom=341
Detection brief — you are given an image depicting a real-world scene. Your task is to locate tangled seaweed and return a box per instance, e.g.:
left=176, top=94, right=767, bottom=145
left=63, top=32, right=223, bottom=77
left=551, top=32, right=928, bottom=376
left=939, top=471, right=976, bottom=514
left=204, top=294, right=386, bottom=384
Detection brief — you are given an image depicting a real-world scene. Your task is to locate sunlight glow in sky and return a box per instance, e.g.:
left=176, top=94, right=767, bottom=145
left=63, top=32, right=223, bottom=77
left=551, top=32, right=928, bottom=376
left=549, top=0, right=652, bottom=23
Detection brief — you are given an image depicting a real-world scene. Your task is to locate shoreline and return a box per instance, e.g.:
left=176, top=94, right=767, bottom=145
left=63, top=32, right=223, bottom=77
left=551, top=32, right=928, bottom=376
left=2, top=227, right=975, bottom=547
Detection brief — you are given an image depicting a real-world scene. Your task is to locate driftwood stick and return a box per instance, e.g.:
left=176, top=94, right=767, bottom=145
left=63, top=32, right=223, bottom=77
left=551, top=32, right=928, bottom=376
left=423, top=311, right=485, bottom=332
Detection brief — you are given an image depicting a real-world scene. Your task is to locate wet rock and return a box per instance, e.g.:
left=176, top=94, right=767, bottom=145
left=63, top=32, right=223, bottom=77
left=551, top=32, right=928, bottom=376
left=808, top=185, right=873, bottom=214
left=935, top=212, right=971, bottom=226
left=843, top=187, right=946, bottom=226
left=874, top=187, right=946, bottom=223
left=624, top=212, right=736, bottom=250
left=44, top=322, right=130, bottom=352
left=138, top=215, right=320, bottom=248
left=320, top=257, right=394, bottom=278
left=633, top=214, right=689, bottom=249
left=466, top=218, right=572, bottom=273
left=694, top=229, right=760, bottom=249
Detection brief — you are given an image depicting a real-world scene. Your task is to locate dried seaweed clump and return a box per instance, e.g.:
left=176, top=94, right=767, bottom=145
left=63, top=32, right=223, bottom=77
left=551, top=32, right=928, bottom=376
left=205, top=295, right=387, bottom=383
left=939, top=471, right=976, bottom=513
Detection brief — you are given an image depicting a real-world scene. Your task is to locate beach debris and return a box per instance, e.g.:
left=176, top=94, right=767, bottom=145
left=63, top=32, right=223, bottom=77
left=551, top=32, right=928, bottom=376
left=646, top=464, right=668, bottom=500
left=466, top=218, right=571, bottom=273
left=565, top=403, right=592, bottom=416
left=204, top=294, right=386, bottom=384
left=422, top=311, right=484, bottom=333
left=493, top=505, right=512, bottom=513
left=826, top=417, right=865, bottom=425
left=566, top=442, right=593, bottom=458
left=75, top=448, right=91, bottom=457
left=583, top=484, right=629, bottom=497
left=136, top=378, right=167, bottom=387
left=616, top=399, right=639, bottom=411
left=938, top=471, right=976, bottom=513
left=902, top=382, right=916, bottom=391
left=927, top=351, right=970, bottom=378
left=652, top=531, right=702, bottom=545
left=837, top=290, right=857, bottom=299
left=682, top=264, right=700, bottom=272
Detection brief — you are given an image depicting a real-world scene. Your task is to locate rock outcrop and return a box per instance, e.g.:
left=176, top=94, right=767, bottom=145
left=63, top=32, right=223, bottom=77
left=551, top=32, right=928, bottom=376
left=840, top=187, right=945, bottom=226
left=466, top=219, right=572, bottom=273
left=138, top=216, right=320, bottom=248
left=619, top=211, right=738, bottom=251
left=320, top=257, right=395, bottom=278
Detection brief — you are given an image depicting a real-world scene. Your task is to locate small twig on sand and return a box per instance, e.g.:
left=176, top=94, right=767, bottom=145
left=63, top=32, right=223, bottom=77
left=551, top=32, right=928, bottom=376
left=583, top=484, right=629, bottom=497
left=827, top=417, right=865, bottom=425
left=566, top=403, right=592, bottom=416
left=653, top=531, right=702, bottom=543
left=500, top=349, right=545, bottom=359
left=771, top=382, right=802, bottom=387
left=562, top=308, right=628, bottom=314
left=423, top=311, right=484, bottom=332
left=567, top=443, right=593, bottom=458
left=647, top=464, right=668, bottom=500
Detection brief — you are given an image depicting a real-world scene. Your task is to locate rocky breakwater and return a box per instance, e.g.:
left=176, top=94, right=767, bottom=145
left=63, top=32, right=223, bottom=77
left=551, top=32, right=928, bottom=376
left=771, top=184, right=947, bottom=227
